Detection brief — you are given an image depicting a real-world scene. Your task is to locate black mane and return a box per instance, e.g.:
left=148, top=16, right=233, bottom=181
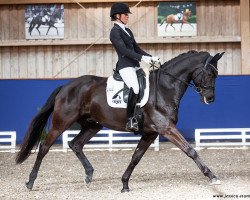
left=161, top=50, right=210, bottom=69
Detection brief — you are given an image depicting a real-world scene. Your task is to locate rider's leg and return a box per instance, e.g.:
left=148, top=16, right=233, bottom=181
left=119, top=67, right=139, bottom=94
left=126, top=88, right=139, bottom=131
left=119, top=67, right=140, bottom=131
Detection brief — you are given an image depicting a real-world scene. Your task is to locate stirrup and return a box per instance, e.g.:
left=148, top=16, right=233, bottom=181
left=125, top=117, right=139, bottom=132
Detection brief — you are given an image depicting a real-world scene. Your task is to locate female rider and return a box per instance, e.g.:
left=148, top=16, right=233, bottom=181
left=109, top=2, right=161, bottom=131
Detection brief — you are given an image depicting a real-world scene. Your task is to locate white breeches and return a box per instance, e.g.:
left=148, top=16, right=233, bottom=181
left=119, top=67, right=139, bottom=94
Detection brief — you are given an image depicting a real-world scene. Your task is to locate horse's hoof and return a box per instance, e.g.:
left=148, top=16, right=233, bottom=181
left=121, top=188, right=130, bottom=193
left=85, top=176, right=92, bottom=185
left=25, top=181, right=33, bottom=190
left=210, top=178, right=221, bottom=185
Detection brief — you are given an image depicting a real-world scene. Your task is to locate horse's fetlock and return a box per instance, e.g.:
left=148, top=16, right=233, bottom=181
left=86, top=168, right=94, bottom=175
left=186, top=147, right=197, bottom=158
left=121, top=176, right=128, bottom=183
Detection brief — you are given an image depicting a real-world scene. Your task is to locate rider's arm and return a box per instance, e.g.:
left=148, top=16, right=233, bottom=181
left=110, top=29, right=142, bottom=61
left=126, top=29, right=151, bottom=57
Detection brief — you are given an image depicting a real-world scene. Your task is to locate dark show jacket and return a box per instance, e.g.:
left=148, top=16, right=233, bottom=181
left=110, top=23, right=151, bottom=71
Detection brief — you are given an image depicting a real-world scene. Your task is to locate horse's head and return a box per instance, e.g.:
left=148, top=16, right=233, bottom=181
left=183, top=9, right=192, bottom=17
left=52, top=9, right=62, bottom=20
left=191, top=52, right=225, bottom=104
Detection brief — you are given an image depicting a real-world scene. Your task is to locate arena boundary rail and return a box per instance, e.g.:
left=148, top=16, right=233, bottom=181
left=0, top=131, right=16, bottom=153
left=195, top=128, right=250, bottom=149
left=62, top=130, right=159, bottom=152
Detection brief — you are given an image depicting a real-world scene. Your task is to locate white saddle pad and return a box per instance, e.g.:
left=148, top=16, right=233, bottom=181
left=42, top=17, right=46, bottom=22
left=174, top=14, right=183, bottom=21
left=106, top=75, right=150, bottom=108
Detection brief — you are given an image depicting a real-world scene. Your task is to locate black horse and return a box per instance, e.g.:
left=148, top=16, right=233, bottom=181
left=28, top=9, right=62, bottom=36
left=16, top=50, right=224, bottom=192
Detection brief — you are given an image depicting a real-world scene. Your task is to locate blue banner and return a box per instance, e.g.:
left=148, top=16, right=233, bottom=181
left=0, top=76, right=249, bottom=144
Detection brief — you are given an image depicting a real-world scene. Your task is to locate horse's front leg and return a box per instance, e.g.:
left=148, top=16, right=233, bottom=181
left=159, top=123, right=220, bottom=185
left=46, top=25, right=51, bottom=35
left=180, top=23, right=184, bottom=31
left=187, top=22, right=194, bottom=29
left=121, top=133, right=158, bottom=192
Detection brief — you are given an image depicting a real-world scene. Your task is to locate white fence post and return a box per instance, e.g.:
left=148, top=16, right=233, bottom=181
left=62, top=130, right=160, bottom=152
left=109, top=131, right=112, bottom=151
left=195, top=128, right=250, bottom=149
left=0, top=131, right=16, bottom=153
left=195, top=129, right=201, bottom=150
left=242, top=131, right=246, bottom=149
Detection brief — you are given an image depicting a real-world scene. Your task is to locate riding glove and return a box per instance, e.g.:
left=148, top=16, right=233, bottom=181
left=151, top=56, right=161, bottom=65
left=141, top=55, right=152, bottom=65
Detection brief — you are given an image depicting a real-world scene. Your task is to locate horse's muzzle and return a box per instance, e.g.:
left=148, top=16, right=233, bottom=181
left=203, top=96, right=214, bottom=104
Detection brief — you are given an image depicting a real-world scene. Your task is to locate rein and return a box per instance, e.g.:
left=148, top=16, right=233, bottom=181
left=150, top=55, right=216, bottom=107
left=160, top=70, right=202, bottom=93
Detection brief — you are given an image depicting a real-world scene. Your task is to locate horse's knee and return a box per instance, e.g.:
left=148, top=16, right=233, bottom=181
left=68, top=141, right=82, bottom=152
left=186, top=147, right=198, bottom=159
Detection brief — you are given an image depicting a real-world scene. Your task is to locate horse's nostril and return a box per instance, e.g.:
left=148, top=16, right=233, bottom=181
left=207, top=97, right=214, bottom=102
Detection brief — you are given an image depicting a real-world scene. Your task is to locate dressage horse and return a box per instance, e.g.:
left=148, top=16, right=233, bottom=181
left=160, top=10, right=194, bottom=32
left=16, top=50, right=224, bottom=192
left=28, top=9, right=62, bottom=36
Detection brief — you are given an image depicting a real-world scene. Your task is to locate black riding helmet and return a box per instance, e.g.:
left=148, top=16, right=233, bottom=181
left=110, top=2, right=132, bottom=21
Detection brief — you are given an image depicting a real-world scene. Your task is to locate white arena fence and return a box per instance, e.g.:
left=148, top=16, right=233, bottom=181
left=0, top=131, right=16, bottom=153
left=195, top=128, right=250, bottom=149
left=63, top=130, right=159, bottom=152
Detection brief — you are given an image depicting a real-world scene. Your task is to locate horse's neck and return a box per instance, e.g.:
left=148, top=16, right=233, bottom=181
left=157, top=62, right=197, bottom=107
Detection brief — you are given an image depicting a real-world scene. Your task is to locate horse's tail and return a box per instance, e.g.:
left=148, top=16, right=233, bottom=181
left=16, top=86, right=63, bottom=164
left=160, top=17, right=166, bottom=26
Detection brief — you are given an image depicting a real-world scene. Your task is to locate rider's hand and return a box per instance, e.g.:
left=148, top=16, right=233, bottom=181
left=141, top=55, right=152, bottom=65
left=151, top=56, right=161, bottom=65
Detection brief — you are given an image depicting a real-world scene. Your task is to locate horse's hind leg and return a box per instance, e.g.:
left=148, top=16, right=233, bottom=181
left=165, top=23, right=169, bottom=32
left=68, top=120, right=102, bottom=184
left=26, top=113, right=78, bottom=190
left=121, top=133, right=158, bottom=192
left=25, top=127, right=62, bottom=189
left=160, top=124, right=220, bottom=185
left=36, top=24, right=41, bottom=35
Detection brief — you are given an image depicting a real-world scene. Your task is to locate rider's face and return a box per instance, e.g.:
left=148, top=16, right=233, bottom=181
left=118, top=13, right=129, bottom=24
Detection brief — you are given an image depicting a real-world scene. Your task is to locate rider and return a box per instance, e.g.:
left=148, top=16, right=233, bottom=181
left=42, top=8, right=51, bottom=23
left=176, top=5, right=184, bottom=21
left=109, top=2, right=161, bottom=131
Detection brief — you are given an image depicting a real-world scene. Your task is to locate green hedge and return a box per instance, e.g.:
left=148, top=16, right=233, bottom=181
left=188, top=16, right=196, bottom=23
left=158, top=16, right=165, bottom=24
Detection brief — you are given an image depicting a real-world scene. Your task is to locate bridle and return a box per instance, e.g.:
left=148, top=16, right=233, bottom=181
left=151, top=55, right=217, bottom=94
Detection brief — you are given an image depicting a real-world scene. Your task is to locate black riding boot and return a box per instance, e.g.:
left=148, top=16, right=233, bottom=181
left=125, top=88, right=139, bottom=132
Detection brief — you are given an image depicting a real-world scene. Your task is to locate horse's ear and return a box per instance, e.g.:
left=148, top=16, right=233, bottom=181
left=211, top=52, right=225, bottom=62
left=219, top=52, right=225, bottom=59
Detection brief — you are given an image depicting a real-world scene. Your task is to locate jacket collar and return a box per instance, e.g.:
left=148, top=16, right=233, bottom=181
left=114, top=23, right=131, bottom=37
left=115, top=22, right=127, bottom=30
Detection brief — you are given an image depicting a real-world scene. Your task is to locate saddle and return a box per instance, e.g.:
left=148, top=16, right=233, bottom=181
left=112, top=68, right=146, bottom=103
left=106, top=69, right=150, bottom=108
